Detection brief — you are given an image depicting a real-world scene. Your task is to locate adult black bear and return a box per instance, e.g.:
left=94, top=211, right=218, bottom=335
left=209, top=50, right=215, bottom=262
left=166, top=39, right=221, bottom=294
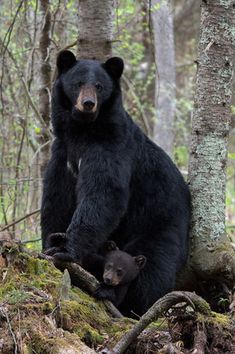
left=41, top=50, right=191, bottom=316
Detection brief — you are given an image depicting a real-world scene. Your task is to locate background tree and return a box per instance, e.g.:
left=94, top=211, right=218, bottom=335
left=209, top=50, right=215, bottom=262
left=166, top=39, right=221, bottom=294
left=151, top=0, right=176, bottom=156
left=77, top=0, right=115, bottom=60
left=38, top=0, right=52, bottom=175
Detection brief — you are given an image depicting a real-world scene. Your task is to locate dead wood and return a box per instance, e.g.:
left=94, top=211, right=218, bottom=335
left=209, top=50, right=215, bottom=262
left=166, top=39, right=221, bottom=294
left=106, top=291, right=210, bottom=354
left=39, top=253, right=123, bottom=318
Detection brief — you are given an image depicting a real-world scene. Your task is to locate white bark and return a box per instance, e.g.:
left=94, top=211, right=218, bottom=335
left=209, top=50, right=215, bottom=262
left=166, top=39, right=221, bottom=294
left=151, top=0, right=176, bottom=157
left=38, top=0, right=51, bottom=175
left=77, top=0, right=114, bottom=60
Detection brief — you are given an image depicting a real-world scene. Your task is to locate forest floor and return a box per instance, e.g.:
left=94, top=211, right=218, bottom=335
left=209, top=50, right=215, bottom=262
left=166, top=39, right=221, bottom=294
left=0, top=236, right=235, bottom=354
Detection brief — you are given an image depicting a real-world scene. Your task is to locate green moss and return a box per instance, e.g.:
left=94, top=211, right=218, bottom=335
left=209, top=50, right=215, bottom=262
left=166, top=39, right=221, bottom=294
left=6, top=289, right=30, bottom=304
left=0, top=267, right=21, bottom=300
left=195, top=298, right=211, bottom=315
left=210, top=312, right=230, bottom=326
left=197, top=311, right=230, bottom=327
left=0, top=251, right=143, bottom=350
left=78, top=324, right=104, bottom=345
left=29, top=332, right=54, bottom=354
left=60, top=298, right=111, bottom=329
left=42, top=302, right=54, bottom=314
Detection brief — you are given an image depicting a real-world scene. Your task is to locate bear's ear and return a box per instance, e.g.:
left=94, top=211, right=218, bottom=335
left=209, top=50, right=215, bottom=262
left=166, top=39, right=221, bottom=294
left=103, top=240, right=119, bottom=253
left=104, top=57, right=124, bottom=79
left=57, top=50, right=77, bottom=75
left=134, top=255, right=146, bottom=270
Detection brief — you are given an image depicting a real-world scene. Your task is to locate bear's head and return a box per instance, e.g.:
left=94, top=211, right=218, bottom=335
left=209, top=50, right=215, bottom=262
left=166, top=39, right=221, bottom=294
left=102, top=241, right=146, bottom=286
left=55, top=50, right=124, bottom=124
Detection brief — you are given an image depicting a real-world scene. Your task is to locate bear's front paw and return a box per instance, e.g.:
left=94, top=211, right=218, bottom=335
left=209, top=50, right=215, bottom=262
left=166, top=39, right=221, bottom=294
left=94, top=285, right=116, bottom=303
left=53, top=251, right=76, bottom=263
left=44, top=246, right=63, bottom=256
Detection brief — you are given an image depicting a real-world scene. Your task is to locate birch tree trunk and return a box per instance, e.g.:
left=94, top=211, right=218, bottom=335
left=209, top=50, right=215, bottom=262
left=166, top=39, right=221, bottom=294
left=188, top=0, right=235, bottom=285
left=77, top=0, right=114, bottom=60
left=38, top=0, right=51, bottom=174
left=151, top=0, right=176, bottom=157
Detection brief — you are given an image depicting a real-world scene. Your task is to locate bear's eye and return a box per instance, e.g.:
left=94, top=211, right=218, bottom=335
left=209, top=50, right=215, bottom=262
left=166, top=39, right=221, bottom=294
left=74, top=81, right=83, bottom=89
left=117, top=269, right=123, bottom=277
left=95, top=83, right=103, bottom=92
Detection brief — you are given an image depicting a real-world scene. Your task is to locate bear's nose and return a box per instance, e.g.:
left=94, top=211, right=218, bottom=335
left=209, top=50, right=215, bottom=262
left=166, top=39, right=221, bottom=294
left=104, top=277, right=111, bottom=285
left=83, top=99, right=95, bottom=111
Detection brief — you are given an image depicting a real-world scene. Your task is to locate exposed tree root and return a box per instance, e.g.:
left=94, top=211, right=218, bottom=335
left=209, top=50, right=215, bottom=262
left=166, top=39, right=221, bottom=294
left=176, top=244, right=235, bottom=313
left=191, top=245, right=235, bottom=284
left=104, top=291, right=210, bottom=354
left=192, top=323, right=207, bottom=354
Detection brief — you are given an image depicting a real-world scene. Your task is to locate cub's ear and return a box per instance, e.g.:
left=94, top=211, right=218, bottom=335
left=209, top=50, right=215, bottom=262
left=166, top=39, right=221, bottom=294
left=134, top=255, right=147, bottom=270
left=57, top=50, right=77, bottom=75
left=102, top=240, right=119, bottom=253
left=104, top=57, right=124, bottom=79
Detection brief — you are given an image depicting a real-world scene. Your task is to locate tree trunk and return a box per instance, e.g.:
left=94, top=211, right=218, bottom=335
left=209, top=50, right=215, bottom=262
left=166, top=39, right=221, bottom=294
left=77, top=0, right=114, bottom=61
left=188, top=0, right=235, bottom=284
left=38, top=0, right=51, bottom=175
left=151, top=0, right=176, bottom=157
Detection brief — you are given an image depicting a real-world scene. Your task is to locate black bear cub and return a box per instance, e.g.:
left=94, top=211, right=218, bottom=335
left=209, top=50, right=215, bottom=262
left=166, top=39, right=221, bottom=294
left=95, top=241, right=146, bottom=307
left=41, top=50, right=191, bottom=316
left=45, top=236, right=146, bottom=307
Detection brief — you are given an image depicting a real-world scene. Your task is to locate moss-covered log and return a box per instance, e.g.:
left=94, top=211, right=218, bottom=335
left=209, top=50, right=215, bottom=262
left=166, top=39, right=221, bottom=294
left=0, top=240, right=235, bottom=353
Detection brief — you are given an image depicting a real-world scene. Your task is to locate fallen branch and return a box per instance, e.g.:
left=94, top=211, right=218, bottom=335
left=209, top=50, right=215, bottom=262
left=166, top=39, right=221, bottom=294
left=39, top=253, right=123, bottom=319
left=108, top=291, right=211, bottom=354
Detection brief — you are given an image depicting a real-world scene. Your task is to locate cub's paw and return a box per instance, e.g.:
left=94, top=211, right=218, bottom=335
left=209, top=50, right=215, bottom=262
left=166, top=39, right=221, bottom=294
left=94, top=285, right=116, bottom=303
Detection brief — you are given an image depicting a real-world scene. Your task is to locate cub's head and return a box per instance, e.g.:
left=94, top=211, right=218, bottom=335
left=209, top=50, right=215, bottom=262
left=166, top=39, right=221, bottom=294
left=102, top=241, right=146, bottom=287
left=55, top=50, right=124, bottom=123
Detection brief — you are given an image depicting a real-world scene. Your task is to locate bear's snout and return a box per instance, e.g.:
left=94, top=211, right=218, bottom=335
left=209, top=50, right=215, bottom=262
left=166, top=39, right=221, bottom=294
left=75, top=85, right=97, bottom=114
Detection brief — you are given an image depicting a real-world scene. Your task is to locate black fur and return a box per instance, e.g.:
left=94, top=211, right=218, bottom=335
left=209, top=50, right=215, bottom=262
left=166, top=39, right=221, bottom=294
left=94, top=241, right=146, bottom=307
left=41, top=51, right=191, bottom=316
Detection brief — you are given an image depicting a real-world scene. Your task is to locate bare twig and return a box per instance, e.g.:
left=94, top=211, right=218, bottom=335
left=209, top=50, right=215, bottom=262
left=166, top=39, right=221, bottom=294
left=21, top=238, right=42, bottom=244
left=12, top=120, right=26, bottom=236
left=0, top=38, right=51, bottom=137
left=0, top=209, right=40, bottom=232
left=21, top=77, right=51, bottom=135
left=0, top=307, right=18, bottom=354
left=122, top=74, right=151, bottom=136
left=108, top=291, right=210, bottom=354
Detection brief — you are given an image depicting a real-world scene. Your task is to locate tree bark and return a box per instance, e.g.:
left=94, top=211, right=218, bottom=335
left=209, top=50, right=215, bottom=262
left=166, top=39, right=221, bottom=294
left=188, top=0, right=235, bottom=284
left=38, top=0, right=51, bottom=175
left=151, top=0, right=176, bottom=157
left=77, top=0, right=114, bottom=61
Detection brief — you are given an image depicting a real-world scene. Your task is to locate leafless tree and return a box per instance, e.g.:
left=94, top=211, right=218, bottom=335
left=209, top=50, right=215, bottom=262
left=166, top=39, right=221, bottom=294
left=151, top=0, right=176, bottom=156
